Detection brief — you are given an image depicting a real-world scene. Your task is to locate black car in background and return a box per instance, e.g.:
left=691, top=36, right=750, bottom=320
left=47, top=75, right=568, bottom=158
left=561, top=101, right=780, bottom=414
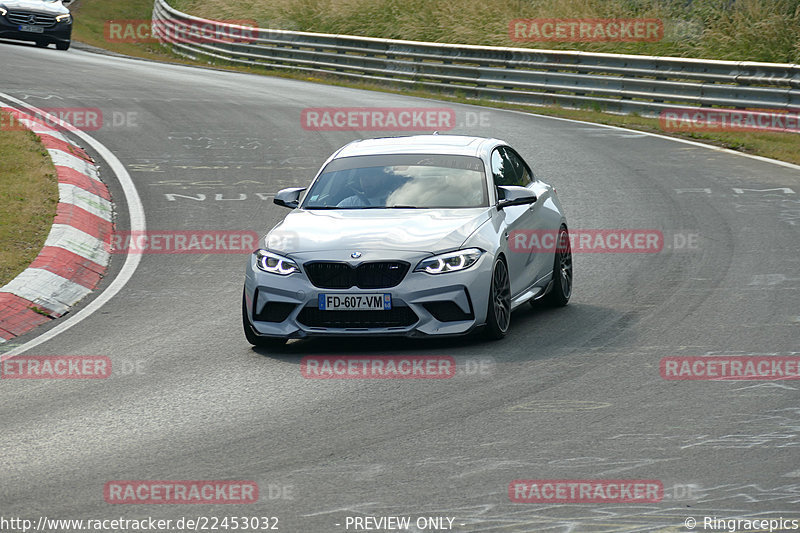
left=0, top=0, right=72, bottom=50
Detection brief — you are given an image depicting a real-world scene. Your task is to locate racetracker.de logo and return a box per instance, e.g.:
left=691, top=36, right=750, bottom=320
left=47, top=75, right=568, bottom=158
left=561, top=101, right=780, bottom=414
left=660, top=107, right=800, bottom=134
left=0, top=107, right=103, bottom=132
left=509, top=18, right=663, bottom=42
left=1, top=356, right=111, bottom=379
left=509, top=480, right=663, bottom=503
left=104, top=481, right=259, bottom=504
left=301, top=107, right=456, bottom=131
left=509, top=229, right=663, bottom=253
left=105, top=19, right=259, bottom=44
left=106, top=230, right=259, bottom=254
left=660, top=356, right=800, bottom=380
left=300, top=356, right=456, bottom=379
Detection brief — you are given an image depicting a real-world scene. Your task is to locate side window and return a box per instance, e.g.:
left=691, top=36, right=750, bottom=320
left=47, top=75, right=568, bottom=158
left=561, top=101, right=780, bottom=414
left=492, top=147, right=533, bottom=189
left=490, top=148, right=510, bottom=187
left=491, top=148, right=522, bottom=188
left=503, top=148, right=534, bottom=186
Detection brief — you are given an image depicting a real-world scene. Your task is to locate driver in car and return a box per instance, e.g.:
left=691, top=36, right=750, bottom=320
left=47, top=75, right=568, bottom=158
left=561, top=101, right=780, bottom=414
left=337, top=173, right=390, bottom=207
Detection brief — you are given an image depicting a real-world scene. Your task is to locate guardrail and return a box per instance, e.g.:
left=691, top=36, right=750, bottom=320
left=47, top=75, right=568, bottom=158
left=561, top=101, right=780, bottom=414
left=152, top=0, right=800, bottom=117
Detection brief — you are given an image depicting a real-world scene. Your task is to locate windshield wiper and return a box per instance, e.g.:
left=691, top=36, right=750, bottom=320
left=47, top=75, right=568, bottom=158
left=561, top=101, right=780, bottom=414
left=306, top=205, right=422, bottom=210
left=344, top=205, right=422, bottom=209
left=307, top=206, right=385, bottom=210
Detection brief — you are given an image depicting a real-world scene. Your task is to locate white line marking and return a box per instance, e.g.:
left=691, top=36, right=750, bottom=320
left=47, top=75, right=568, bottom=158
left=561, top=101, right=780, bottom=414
left=0, top=94, right=146, bottom=356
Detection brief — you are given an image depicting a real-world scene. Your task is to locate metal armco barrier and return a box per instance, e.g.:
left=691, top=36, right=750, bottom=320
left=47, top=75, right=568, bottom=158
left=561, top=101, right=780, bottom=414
left=153, top=0, right=800, bottom=117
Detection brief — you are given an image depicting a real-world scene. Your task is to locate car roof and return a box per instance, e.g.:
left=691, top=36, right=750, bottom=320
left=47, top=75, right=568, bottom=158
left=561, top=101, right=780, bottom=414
left=334, top=135, right=503, bottom=159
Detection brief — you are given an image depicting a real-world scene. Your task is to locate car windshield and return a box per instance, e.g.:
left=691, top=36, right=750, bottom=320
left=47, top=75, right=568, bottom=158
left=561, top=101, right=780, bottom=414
left=302, top=154, right=488, bottom=209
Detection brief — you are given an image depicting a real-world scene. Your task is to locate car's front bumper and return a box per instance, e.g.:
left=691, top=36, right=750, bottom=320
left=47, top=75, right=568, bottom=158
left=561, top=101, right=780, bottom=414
left=244, top=249, right=493, bottom=339
left=0, top=16, right=71, bottom=45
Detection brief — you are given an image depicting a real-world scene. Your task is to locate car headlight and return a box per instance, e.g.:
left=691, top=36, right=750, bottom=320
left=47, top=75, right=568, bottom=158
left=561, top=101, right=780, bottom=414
left=254, top=249, right=299, bottom=276
left=414, top=248, right=483, bottom=274
left=0, top=7, right=7, bottom=16
left=56, top=13, right=71, bottom=23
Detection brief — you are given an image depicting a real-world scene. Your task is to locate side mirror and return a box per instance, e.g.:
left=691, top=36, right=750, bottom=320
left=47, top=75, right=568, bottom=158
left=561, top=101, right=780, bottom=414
left=496, top=185, right=537, bottom=210
left=273, top=187, right=306, bottom=209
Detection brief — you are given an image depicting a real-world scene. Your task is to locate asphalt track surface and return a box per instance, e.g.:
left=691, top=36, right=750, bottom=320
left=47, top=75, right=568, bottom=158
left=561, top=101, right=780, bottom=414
left=1, top=41, right=799, bottom=532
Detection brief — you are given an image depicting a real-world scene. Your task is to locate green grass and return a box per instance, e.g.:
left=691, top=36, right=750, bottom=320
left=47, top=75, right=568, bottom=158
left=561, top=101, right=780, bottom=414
left=170, top=0, right=800, bottom=63
left=71, top=0, right=183, bottom=60
left=67, top=0, right=800, bottom=167
left=0, top=112, right=58, bottom=287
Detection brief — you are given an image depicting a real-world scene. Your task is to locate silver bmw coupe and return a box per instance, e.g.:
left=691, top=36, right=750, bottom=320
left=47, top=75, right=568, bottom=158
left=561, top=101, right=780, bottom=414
left=243, top=135, right=571, bottom=347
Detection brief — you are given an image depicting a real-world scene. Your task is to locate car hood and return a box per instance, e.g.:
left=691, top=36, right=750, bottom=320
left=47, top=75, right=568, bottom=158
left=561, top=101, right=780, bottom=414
left=266, top=208, right=491, bottom=255
left=0, top=0, right=68, bottom=14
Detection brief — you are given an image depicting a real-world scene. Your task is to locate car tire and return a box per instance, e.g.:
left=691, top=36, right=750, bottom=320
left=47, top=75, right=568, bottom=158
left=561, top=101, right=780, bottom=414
left=56, top=41, right=70, bottom=51
left=35, top=41, right=49, bottom=48
left=543, top=225, right=572, bottom=307
left=242, top=291, right=288, bottom=349
left=484, top=257, right=511, bottom=340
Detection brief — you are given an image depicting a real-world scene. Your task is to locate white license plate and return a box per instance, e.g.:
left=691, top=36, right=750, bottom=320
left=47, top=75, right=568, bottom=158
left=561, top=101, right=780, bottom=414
left=19, top=25, right=45, bottom=33
left=318, top=293, right=391, bottom=311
